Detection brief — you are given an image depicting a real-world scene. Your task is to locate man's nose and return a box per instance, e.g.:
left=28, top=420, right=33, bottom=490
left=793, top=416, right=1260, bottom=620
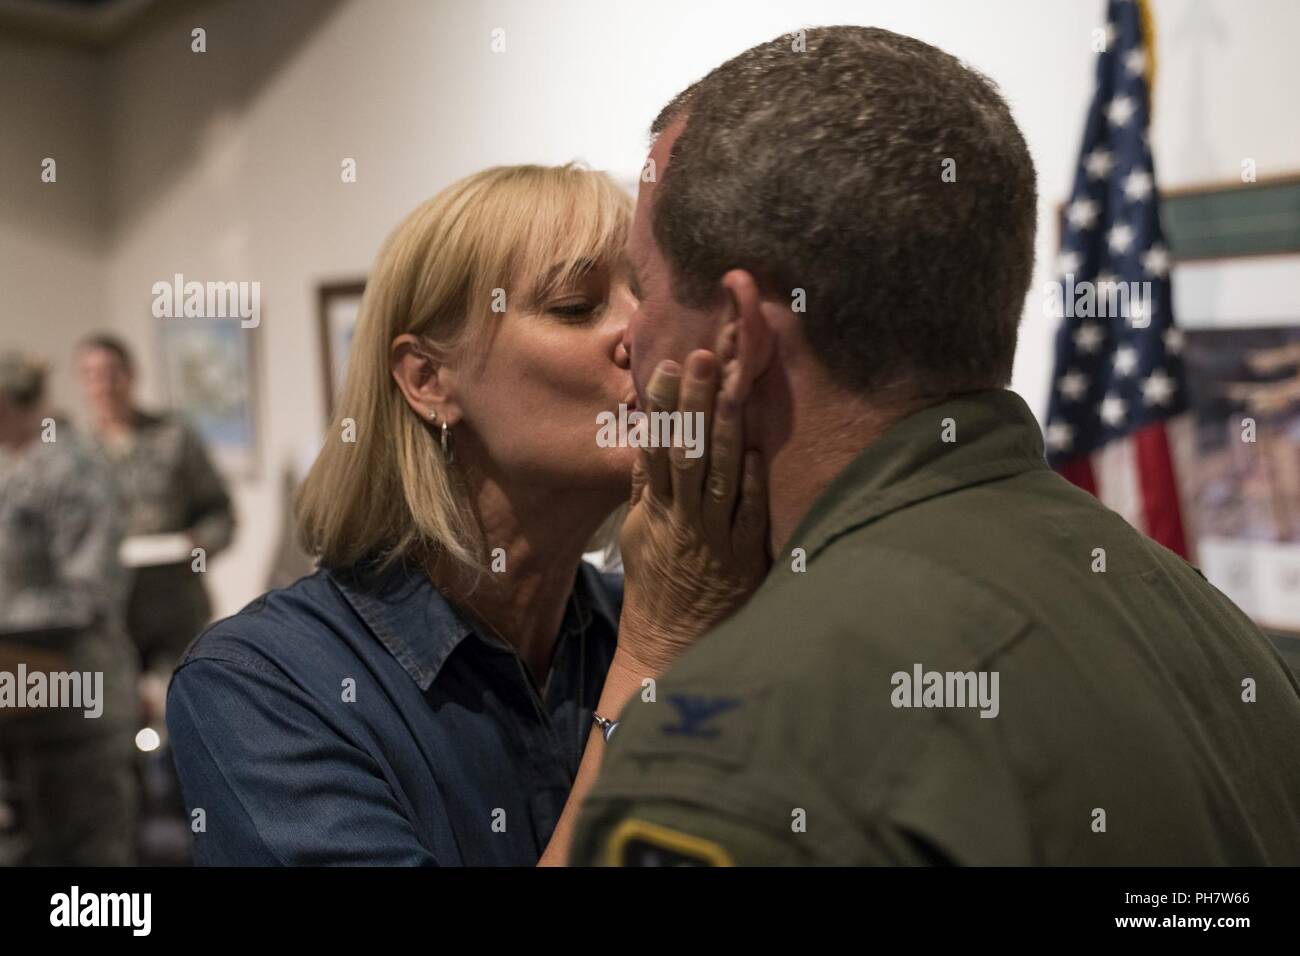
left=613, top=306, right=634, bottom=369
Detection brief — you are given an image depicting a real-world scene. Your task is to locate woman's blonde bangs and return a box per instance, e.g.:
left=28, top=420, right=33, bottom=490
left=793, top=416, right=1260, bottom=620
left=506, top=165, right=633, bottom=307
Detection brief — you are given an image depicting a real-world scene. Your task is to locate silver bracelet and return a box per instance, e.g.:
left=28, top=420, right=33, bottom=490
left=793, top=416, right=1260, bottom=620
left=592, top=712, right=619, bottom=742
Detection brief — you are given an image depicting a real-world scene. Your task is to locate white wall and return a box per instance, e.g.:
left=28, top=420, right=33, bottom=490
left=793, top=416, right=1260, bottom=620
left=4, top=0, right=1299, bottom=618
left=0, top=36, right=107, bottom=412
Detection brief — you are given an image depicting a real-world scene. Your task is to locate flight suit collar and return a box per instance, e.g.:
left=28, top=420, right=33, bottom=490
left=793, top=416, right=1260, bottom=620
left=781, top=388, right=1049, bottom=566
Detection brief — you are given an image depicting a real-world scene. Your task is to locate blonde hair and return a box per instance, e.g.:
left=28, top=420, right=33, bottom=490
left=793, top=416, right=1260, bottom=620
left=296, top=164, right=632, bottom=574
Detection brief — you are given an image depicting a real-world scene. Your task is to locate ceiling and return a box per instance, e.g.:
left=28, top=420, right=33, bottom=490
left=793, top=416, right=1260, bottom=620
left=0, top=0, right=178, bottom=47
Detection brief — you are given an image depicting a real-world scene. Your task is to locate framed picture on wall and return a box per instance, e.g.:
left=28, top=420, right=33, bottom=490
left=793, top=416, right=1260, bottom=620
left=317, top=280, right=366, bottom=420
left=159, top=316, right=259, bottom=478
left=1165, top=174, right=1300, bottom=636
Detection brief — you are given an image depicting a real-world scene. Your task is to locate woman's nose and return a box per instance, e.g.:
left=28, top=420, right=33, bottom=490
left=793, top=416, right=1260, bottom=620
left=614, top=335, right=631, bottom=369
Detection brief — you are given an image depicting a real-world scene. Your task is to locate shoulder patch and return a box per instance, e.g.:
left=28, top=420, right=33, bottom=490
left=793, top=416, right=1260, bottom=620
left=608, top=819, right=734, bottom=867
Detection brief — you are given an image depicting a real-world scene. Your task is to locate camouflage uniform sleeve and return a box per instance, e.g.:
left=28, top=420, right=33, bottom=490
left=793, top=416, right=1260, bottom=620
left=179, top=422, right=235, bottom=557
left=5, top=452, right=126, bottom=633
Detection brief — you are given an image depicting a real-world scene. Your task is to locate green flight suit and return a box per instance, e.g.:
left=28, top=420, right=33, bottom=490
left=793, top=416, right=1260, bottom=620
left=573, top=389, right=1300, bottom=866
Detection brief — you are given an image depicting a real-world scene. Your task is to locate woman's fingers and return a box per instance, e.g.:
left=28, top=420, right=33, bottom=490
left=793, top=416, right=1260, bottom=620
left=732, top=449, right=768, bottom=556
left=670, top=350, right=718, bottom=522
left=701, top=390, right=742, bottom=547
left=628, top=446, right=648, bottom=508
left=641, top=360, right=680, bottom=502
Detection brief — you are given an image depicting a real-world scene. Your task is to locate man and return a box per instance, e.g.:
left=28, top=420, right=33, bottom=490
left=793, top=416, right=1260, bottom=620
left=0, top=350, right=137, bottom=864
left=571, top=27, right=1300, bottom=865
left=76, top=334, right=235, bottom=690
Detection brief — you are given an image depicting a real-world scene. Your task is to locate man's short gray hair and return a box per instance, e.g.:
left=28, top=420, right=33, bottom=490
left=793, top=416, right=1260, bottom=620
left=650, top=26, right=1038, bottom=400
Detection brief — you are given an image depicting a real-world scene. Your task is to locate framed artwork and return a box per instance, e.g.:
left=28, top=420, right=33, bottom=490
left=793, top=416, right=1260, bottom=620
left=317, top=280, right=366, bottom=420
left=1165, top=174, right=1300, bottom=635
left=159, top=316, right=259, bottom=478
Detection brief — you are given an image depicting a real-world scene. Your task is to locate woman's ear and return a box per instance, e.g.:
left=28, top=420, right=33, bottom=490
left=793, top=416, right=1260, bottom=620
left=390, top=333, right=462, bottom=425
left=717, top=269, right=775, bottom=405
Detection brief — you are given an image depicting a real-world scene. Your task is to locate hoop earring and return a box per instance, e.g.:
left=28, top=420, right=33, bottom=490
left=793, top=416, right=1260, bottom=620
left=428, top=409, right=454, bottom=464
left=440, top=421, right=454, bottom=464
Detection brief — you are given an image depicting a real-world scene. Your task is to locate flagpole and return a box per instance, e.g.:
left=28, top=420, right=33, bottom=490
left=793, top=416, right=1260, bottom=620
left=1138, top=0, right=1157, bottom=110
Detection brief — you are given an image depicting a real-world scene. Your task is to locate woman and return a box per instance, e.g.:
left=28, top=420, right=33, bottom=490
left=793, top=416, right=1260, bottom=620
left=166, top=164, right=767, bottom=865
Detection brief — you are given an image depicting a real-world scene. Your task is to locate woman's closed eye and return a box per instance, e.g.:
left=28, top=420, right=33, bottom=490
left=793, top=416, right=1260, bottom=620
left=547, top=300, right=600, bottom=322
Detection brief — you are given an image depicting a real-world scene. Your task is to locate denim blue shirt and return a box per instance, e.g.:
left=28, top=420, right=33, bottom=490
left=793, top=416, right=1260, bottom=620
left=166, top=558, right=621, bottom=865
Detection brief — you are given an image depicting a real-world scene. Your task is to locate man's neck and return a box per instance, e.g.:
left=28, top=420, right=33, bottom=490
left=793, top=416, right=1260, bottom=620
left=94, top=404, right=133, bottom=434
left=0, top=413, right=43, bottom=454
left=766, top=418, right=878, bottom=559
left=0, top=435, right=34, bottom=454
left=761, top=382, right=921, bottom=559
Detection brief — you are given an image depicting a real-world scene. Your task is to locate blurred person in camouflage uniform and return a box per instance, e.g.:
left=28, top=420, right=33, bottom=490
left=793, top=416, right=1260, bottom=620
left=0, top=350, right=138, bottom=864
left=75, top=334, right=236, bottom=692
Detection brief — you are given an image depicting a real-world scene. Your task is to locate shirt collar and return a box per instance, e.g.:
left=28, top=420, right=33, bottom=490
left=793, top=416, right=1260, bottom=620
left=782, top=388, right=1049, bottom=566
left=329, top=557, right=619, bottom=692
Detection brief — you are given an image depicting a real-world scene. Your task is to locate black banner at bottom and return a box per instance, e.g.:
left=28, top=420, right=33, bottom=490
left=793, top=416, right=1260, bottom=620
left=0, top=865, right=1289, bottom=942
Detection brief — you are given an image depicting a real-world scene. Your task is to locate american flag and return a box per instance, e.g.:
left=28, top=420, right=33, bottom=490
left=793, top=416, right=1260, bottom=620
left=1044, top=0, right=1189, bottom=558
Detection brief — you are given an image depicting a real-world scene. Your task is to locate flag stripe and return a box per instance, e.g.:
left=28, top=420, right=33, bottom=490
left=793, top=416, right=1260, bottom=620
left=1058, top=455, right=1098, bottom=496
left=1133, top=422, right=1188, bottom=557
left=1096, top=436, right=1146, bottom=532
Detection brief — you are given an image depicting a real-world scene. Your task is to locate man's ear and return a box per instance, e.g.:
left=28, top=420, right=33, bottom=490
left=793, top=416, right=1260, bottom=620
left=390, top=333, right=462, bottom=425
left=716, top=269, right=775, bottom=405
